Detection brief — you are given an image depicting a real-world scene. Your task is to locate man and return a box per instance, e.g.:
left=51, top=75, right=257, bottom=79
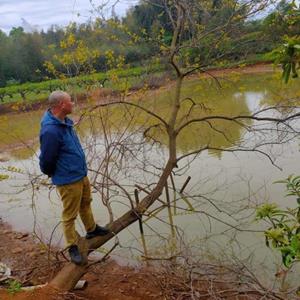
left=39, top=90, right=109, bottom=265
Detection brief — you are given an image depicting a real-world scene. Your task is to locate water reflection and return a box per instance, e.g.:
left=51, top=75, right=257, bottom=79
left=1, top=72, right=299, bottom=161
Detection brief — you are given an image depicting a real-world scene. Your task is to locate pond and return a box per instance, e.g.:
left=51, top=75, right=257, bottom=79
left=0, top=70, right=300, bottom=287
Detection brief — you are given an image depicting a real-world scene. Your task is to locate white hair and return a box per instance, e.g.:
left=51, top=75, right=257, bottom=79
left=48, top=90, right=70, bottom=108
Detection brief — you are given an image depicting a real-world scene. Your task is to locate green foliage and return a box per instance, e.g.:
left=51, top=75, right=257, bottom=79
left=280, top=39, right=300, bottom=83
left=7, top=279, right=22, bottom=294
left=0, top=64, right=164, bottom=104
left=0, top=174, right=9, bottom=181
left=274, top=175, right=300, bottom=200
left=266, top=1, right=300, bottom=83
left=256, top=175, right=300, bottom=268
left=0, top=0, right=299, bottom=87
left=256, top=203, right=280, bottom=219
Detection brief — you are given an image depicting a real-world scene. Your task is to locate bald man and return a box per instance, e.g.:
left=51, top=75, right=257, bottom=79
left=39, top=91, right=109, bottom=265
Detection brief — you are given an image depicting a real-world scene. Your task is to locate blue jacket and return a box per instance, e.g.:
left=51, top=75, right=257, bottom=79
left=39, top=110, right=87, bottom=185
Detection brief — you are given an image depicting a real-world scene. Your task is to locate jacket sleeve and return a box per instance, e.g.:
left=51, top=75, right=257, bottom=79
left=39, top=129, right=61, bottom=176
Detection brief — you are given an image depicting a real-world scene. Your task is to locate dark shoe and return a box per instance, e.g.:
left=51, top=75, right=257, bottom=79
left=68, top=245, right=83, bottom=265
left=86, top=224, right=109, bottom=239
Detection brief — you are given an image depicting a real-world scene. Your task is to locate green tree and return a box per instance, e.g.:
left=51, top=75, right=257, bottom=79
left=0, top=30, right=9, bottom=87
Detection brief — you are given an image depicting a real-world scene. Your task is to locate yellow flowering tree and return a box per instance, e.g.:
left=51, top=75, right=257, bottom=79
left=44, top=32, right=100, bottom=79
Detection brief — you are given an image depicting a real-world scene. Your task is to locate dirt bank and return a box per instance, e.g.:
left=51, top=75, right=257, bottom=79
left=0, top=219, right=271, bottom=299
left=0, top=220, right=162, bottom=299
left=199, top=62, right=274, bottom=77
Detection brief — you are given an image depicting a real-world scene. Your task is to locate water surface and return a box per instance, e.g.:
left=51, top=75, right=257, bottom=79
left=0, top=71, right=299, bottom=285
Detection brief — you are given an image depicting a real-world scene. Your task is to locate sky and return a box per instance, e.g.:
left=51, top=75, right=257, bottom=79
left=0, top=0, right=138, bottom=33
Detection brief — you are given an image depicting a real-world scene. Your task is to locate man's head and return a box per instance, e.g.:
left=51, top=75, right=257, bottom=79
left=48, top=91, right=73, bottom=118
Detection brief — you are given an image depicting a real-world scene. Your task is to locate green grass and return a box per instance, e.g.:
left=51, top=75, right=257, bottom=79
left=0, top=64, right=165, bottom=104
left=7, top=279, right=22, bottom=294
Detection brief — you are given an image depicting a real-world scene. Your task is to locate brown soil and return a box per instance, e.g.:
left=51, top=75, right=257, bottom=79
left=0, top=219, right=270, bottom=300
left=0, top=220, right=164, bottom=300
left=198, top=62, right=274, bottom=77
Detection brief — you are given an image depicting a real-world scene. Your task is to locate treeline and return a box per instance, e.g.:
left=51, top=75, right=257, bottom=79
left=0, top=0, right=299, bottom=87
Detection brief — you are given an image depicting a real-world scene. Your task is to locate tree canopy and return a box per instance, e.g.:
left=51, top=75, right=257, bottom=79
left=0, top=0, right=299, bottom=87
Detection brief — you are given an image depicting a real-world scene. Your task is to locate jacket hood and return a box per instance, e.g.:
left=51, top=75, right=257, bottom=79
left=41, top=110, right=73, bottom=127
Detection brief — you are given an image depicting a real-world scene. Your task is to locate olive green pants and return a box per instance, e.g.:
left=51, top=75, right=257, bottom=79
left=57, top=176, right=96, bottom=248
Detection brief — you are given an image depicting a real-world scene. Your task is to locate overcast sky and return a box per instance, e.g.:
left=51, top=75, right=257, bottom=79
left=0, top=0, right=138, bottom=33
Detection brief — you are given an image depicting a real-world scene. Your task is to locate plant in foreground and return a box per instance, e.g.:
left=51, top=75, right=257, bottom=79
left=256, top=175, right=300, bottom=294
left=7, top=279, right=22, bottom=294
left=256, top=175, right=300, bottom=268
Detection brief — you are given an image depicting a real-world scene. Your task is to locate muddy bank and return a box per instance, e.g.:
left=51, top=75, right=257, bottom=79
left=0, top=220, right=162, bottom=299
left=0, top=219, right=271, bottom=300
left=198, top=62, right=275, bottom=77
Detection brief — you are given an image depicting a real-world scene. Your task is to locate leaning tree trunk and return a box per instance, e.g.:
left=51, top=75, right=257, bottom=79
left=50, top=60, right=183, bottom=289
left=49, top=160, right=176, bottom=290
